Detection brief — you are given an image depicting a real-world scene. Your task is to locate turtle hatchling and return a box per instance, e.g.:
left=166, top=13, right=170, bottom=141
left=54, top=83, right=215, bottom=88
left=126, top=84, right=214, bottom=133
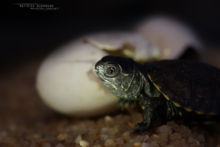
left=94, top=55, right=220, bottom=132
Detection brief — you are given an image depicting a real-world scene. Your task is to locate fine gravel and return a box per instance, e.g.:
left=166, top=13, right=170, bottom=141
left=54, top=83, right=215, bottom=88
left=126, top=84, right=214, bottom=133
left=0, top=50, right=220, bottom=147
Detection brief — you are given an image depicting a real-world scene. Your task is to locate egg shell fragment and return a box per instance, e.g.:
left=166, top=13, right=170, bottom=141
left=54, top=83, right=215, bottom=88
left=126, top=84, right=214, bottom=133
left=85, top=31, right=158, bottom=62
left=135, top=16, right=203, bottom=59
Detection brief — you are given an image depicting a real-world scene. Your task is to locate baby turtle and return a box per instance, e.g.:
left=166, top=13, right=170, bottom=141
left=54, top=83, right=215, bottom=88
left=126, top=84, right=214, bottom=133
left=94, top=55, right=220, bottom=132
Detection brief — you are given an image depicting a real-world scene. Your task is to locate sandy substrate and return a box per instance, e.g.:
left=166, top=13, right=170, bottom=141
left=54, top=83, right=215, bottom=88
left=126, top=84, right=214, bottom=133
left=0, top=49, right=220, bottom=147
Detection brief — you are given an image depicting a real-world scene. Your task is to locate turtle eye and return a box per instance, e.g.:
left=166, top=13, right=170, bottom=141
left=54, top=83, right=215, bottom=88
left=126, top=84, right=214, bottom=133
left=104, top=64, right=120, bottom=78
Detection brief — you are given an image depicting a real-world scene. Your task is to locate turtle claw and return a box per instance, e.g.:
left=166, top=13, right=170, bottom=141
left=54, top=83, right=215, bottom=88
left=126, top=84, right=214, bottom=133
left=134, top=122, right=149, bottom=132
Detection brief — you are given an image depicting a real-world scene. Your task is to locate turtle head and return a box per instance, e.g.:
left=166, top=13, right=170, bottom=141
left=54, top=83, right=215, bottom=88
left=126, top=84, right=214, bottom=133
left=94, top=56, right=144, bottom=101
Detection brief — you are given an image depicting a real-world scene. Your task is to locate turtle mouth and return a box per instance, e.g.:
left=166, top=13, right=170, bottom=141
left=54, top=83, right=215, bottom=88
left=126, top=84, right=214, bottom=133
left=93, top=67, right=98, bottom=75
left=93, top=66, right=105, bottom=82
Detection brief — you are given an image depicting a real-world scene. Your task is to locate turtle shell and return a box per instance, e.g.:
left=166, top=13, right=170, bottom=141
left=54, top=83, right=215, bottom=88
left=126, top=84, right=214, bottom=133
left=143, top=60, right=220, bottom=115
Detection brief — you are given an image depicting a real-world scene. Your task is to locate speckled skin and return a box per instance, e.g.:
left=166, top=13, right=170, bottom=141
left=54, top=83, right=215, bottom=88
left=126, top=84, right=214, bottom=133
left=94, top=56, right=220, bottom=132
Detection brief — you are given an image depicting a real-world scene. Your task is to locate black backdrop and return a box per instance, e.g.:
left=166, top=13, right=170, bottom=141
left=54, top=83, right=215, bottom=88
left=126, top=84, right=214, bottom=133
left=1, top=0, right=220, bottom=67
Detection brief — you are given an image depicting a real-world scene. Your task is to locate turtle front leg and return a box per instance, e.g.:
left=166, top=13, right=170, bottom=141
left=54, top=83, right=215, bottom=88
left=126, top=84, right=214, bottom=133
left=134, top=98, right=163, bottom=132
left=134, top=108, right=154, bottom=132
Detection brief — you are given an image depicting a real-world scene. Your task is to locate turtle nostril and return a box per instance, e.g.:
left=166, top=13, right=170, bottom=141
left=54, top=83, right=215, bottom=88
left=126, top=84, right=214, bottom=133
left=94, top=63, right=100, bottom=72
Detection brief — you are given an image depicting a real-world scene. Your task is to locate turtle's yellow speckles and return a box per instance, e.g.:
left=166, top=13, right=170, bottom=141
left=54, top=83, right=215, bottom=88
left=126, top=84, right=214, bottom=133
left=141, top=106, right=145, bottom=110
left=122, top=73, right=129, bottom=76
left=195, top=111, right=204, bottom=115
left=153, top=84, right=161, bottom=90
left=163, top=94, right=170, bottom=100
left=111, top=84, right=118, bottom=90
left=147, top=74, right=170, bottom=100
left=184, top=107, right=192, bottom=112
left=147, top=74, right=152, bottom=80
left=173, top=102, right=181, bottom=107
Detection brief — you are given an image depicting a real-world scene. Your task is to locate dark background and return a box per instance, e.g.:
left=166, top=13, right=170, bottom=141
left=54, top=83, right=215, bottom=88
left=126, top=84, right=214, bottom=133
left=1, top=0, right=220, bottom=67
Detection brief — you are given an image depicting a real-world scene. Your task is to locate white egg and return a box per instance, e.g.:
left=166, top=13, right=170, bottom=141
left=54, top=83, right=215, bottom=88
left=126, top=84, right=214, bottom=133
left=36, top=32, right=155, bottom=117
left=135, top=16, right=203, bottom=59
